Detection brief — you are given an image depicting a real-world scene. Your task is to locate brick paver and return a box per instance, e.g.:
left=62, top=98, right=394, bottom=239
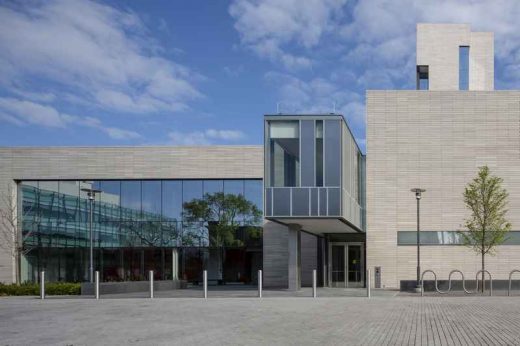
left=1, top=295, right=520, bottom=345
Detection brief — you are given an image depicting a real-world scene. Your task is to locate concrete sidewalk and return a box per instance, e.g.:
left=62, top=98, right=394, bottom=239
left=2, top=295, right=520, bottom=345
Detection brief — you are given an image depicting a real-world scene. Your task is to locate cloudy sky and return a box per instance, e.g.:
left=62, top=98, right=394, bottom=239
left=1, top=0, right=519, bottom=151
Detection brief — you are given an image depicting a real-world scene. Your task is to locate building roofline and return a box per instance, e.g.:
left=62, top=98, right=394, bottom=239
left=264, top=113, right=364, bottom=155
left=0, top=145, right=263, bottom=150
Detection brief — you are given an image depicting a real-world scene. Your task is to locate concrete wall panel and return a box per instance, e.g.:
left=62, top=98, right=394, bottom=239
left=367, top=91, right=520, bottom=288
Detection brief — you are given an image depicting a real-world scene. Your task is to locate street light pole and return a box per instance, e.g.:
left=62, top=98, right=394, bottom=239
left=411, top=188, right=426, bottom=290
left=82, top=187, right=101, bottom=283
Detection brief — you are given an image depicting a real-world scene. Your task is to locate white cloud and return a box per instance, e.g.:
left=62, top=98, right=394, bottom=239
left=341, top=0, right=520, bottom=87
left=205, top=129, right=245, bottom=141
left=168, top=129, right=246, bottom=146
left=0, top=97, right=141, bottom=140
left=0, top=0, right=203, bottom=115
left=168, top=131, right=211, bottom=146
left=0, top=97, right=68, bottom=128
left=223, top=65, right=245, bottom=77
left=73, top=116, right=142, bottom=140
left=265, top=71, right=362, bottom=114
left=229, top=0, right=346, bottom=69
left=235, top=0, right=520, bottom=153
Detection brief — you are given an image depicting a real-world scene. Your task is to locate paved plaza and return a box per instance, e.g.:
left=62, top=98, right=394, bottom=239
left=2, top=291, right=520, bottom=345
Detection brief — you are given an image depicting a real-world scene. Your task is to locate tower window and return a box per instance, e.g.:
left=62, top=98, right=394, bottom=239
left=459, top=46, right=469, bottom=90
left=416, top=65, right=429, bottom=90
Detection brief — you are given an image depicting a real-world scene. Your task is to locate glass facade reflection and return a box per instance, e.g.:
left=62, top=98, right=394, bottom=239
left=19, top=179, right=263, bottom=284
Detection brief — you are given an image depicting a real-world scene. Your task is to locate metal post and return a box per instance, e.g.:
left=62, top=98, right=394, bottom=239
left=312, top=269, right=317, bottom=298
left=82, top=188, right=101, bottom=284
left=416, top=197, right=420, bottom=287
left=411, top=188, right=425, bottom=292
left=40, top=271, right=45, bottom=300
left=367, top=269, right=371, bottom=298
left=258, top=270, right=262, bottom=298
left=203, top=270, right=207, bottom=299
left=150, top=270, right=154, bottom=299
left=95, top=271, right=100, bottom=300
left=89, top=196, right=94, bottom=283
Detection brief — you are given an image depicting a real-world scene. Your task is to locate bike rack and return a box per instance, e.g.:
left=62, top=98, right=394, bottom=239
left=446, top=270, right=475, bottom=294
left=420, top=270, right=443, bottom=296
left=421, top=269, right=493, bottom=296
left=508, top=270, right=520, bottom=296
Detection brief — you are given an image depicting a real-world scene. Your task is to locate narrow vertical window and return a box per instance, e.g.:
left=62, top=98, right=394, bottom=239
left=315, top=120, right=323, bottom=186
left=416, top=65, right=429, bottom=90
left=459, top=46, right=469, bottom=90
left=268, top=121, right=300, bottom=187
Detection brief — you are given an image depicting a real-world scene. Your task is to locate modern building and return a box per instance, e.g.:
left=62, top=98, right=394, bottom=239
left=0, top=114, right=366, bottom=289
left=0, top=147, right=264, bottom=285
left=367, top=23, right=520, bottom=289
left=1, top=23, right=519, bottom=291
left=263, top=114, right=365, bottom=289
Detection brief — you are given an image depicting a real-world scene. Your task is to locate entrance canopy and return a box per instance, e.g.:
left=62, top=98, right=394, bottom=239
left=266, top=217, right=361, bottom=235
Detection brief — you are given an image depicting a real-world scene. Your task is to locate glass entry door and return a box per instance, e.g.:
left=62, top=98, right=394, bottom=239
left=330, top=245, right=346, bottom=287
left=329, top=243, right=364, bottom=288
left=347, top=244, right=363, bottom=288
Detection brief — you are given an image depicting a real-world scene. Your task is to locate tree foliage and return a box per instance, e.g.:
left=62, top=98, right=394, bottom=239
left=459, top=166, right=511, bottom=258
left=182, top=192, right=262, bottom=247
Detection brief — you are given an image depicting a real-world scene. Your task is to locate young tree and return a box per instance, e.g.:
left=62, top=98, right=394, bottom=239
left=459, top=166, right=511, bottom=291
left=182, top=192, right=262, bottom=282
left=0, top=183, right=35, bottom=284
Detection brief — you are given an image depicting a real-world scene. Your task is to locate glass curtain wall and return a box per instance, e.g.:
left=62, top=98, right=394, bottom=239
left=19, top=179, right=263, bottom=284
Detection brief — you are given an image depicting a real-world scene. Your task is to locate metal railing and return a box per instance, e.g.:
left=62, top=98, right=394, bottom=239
left=421, top=269, right=493, bottom=296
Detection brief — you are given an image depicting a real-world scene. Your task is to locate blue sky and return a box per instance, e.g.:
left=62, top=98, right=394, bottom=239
left=1, top=0, right=519, bottom=152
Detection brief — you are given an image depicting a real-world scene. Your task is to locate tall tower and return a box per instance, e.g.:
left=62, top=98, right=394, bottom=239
left=416, top=23, right=494, bottom=91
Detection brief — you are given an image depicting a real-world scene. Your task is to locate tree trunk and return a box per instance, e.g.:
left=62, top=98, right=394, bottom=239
left=481, top=251, right=485, bottom=293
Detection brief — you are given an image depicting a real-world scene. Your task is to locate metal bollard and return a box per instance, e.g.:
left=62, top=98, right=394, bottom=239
left=40, top=271, right=45, bottom=300
left=258, top=269, right=262, bottom=298
left=95, top=271, right=100, bottom=300
left=312, top=269, right=317, bottom=298
left=367, top=269, right=371, bottom=298
left=149, top=270, right=154, bottom=299
left=203, top=270, right=207, bottom=299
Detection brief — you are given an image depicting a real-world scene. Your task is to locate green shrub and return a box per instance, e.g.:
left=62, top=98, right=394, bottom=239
left=0, top=282, right=81, bottom=296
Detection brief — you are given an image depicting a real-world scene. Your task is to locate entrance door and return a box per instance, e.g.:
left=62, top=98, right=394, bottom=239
left=347, top=244, right=363, bottom=288
left=328, top=242, right=364, bottom=288
left=330, top=244, right=346, bottom=287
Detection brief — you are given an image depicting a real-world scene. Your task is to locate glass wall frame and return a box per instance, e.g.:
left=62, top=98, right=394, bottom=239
left=19, top=179, right=263, bottom=284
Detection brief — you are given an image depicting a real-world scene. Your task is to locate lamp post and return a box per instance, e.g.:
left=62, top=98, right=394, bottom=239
left=81, top=187, right=101, bottom=283
left=410, top=188, right=426, bottom=291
